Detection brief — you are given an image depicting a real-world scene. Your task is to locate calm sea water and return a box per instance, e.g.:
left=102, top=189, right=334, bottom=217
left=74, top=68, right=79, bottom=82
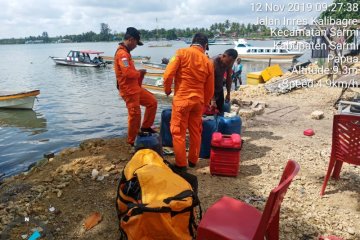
left=0, top=40, right=311, bottom=179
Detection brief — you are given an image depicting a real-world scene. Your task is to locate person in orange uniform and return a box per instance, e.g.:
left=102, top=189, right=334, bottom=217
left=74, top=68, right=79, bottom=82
left=114, top=27, right=157, bottom=148
left=163, top=33, right=214, bottom=171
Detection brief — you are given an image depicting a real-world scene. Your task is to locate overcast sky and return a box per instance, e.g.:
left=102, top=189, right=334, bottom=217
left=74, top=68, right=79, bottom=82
left=1, top=0, right=332, bottom=39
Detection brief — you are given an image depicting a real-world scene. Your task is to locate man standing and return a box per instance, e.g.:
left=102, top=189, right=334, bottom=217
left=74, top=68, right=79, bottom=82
left=232, top=58, right=243, bottom=90
left=211, top=49, right=238, bottom=114
left=163, top=33, right=214, bottom=171
left=114, top=27, right=157, bottom=149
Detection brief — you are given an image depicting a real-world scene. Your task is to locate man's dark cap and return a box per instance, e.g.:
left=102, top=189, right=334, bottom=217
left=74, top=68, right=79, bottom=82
left=192, top=33, right=209, bottom=50
left=125, top=27, right=143, bottom=46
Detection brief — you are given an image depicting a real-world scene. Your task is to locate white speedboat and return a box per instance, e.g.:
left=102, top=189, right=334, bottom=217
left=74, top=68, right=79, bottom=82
left=50, top=50, right=106, bottom=67
left=234, top=39, right=304, bottom=62
left=275, top=40, right=308, bottom=51
left=0, top=90, right=40, bottom=109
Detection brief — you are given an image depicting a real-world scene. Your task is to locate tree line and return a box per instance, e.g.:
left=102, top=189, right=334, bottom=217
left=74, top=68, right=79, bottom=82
left=1, top=0, right=356, bottom=45
left=320, top=0, right=359, bottom=20
left=0, top=20, right=272, bottom=44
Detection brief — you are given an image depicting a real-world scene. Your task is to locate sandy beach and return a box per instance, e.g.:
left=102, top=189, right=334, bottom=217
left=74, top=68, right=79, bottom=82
left=0, top=81, right=359, bottom=240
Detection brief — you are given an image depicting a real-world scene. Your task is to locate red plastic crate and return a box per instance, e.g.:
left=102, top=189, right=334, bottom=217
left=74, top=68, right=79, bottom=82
left=210, top=132, right=242, bottom=177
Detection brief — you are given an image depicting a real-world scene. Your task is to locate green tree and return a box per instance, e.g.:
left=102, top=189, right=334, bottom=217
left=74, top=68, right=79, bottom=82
left=246, top=23, right=252, bottom=33
left=319, top=0, right=359, bottom=42
left=166, top=29, right=177, bottom=40
left=230, top=22, right=240, bottom=36
left=218, top=23, right=226, bottom=34
left=99, top=23, right=111, bottom=41
left=42, top=31, right=49, bottom=42
left=239, top=23, right=246, bottom=36
left=224, top=19, right=230, bottom=30
left=0, top=20, right=273, bottom=44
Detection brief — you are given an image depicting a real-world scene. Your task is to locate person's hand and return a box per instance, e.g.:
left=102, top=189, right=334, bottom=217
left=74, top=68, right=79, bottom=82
left=210, top=99, right=217, bottom=108
left=139, top=69, right=146, bottom=77
left=225, top=93, right=230, bottom=102
left=165, top=90, right=172, bottom=96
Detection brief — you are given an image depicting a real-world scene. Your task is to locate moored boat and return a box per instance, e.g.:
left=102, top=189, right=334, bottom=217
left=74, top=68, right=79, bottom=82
left=50, top=50, right=106, bottom=67
left=184, top=39, right=216, bottom=44
left=145, top=70, right=164, bottom=78
left=100, top=55, right=151, bottom=64
left=0, top=90, right=40, bottom=109
left=275, top=40, right=308, bottom=51
left=100, top=56, right=115, bottom=64
left=148, top=42, right=172, bottom=47
left=185, top=38, right=232, bottom=45
left=141, top=61, right=167, bottom=70
left=234, top=39, right=304, bottom=62
left=133, top=56, right=151, bottom=62
left=142, top=84, right=173, bottom=97
left=209, top=38, right=233, bottom=45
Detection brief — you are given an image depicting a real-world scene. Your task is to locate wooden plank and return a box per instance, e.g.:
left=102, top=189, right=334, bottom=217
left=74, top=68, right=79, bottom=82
left=331, top=74, right=359, bottom=88
left=264, top=74, right=313, bottom=94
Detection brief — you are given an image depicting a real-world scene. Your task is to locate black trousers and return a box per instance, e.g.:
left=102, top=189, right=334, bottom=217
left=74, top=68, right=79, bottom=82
left=214, top=90, right=224, bottom=114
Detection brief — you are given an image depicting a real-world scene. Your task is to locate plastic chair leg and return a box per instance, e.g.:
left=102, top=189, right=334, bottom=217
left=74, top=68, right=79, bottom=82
left=320, top=157, right=336, bottom=196
left=332, top=161, right=343, bottom=180
left=266, top=212, right=279, bottom=240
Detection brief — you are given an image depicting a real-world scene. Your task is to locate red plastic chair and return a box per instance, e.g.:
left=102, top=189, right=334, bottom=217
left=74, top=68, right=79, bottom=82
left=197, top=160, right=300, bottom=240
left=319, top=236, right=344, bottom=240
left=320, top=114, right=360, bottom=196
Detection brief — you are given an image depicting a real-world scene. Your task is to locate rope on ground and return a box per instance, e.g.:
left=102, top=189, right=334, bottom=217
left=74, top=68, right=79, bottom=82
left=279, top=106, right=300, bottom=117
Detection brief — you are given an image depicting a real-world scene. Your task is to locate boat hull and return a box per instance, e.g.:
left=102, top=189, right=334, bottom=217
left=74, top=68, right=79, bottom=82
left=100, top=56, right=150, bottom=64
left=51, top=57, right=104, bottom=67
left=0, top=90, right=40, bottom=109
left=0, top=96, right=36, bottom=109
left=143, top=84, right=173, bottom=97
left=238, top=53, right=302, bottom=62
left=141, top=62, right=166, bottom=70
left=233, top=38, right=304, bottom=62
left=145, top=72, right=164, bottom=77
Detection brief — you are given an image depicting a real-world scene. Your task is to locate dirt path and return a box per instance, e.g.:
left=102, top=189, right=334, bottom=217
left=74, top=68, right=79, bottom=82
left=0, top=85, right=359, bottom=240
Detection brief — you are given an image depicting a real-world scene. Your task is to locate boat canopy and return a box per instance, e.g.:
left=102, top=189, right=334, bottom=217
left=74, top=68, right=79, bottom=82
left=79, top=50, right=104, bottom=54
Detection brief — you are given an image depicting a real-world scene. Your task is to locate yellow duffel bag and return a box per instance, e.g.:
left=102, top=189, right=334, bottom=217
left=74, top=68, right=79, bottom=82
left=116, top=149, right=201, bottom=240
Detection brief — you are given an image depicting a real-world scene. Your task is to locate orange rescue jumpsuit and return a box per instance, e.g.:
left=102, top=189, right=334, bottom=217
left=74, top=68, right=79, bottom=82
left=114, top=44, right=157, bottom=145
left=163, top=45, right=214, bottom=167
